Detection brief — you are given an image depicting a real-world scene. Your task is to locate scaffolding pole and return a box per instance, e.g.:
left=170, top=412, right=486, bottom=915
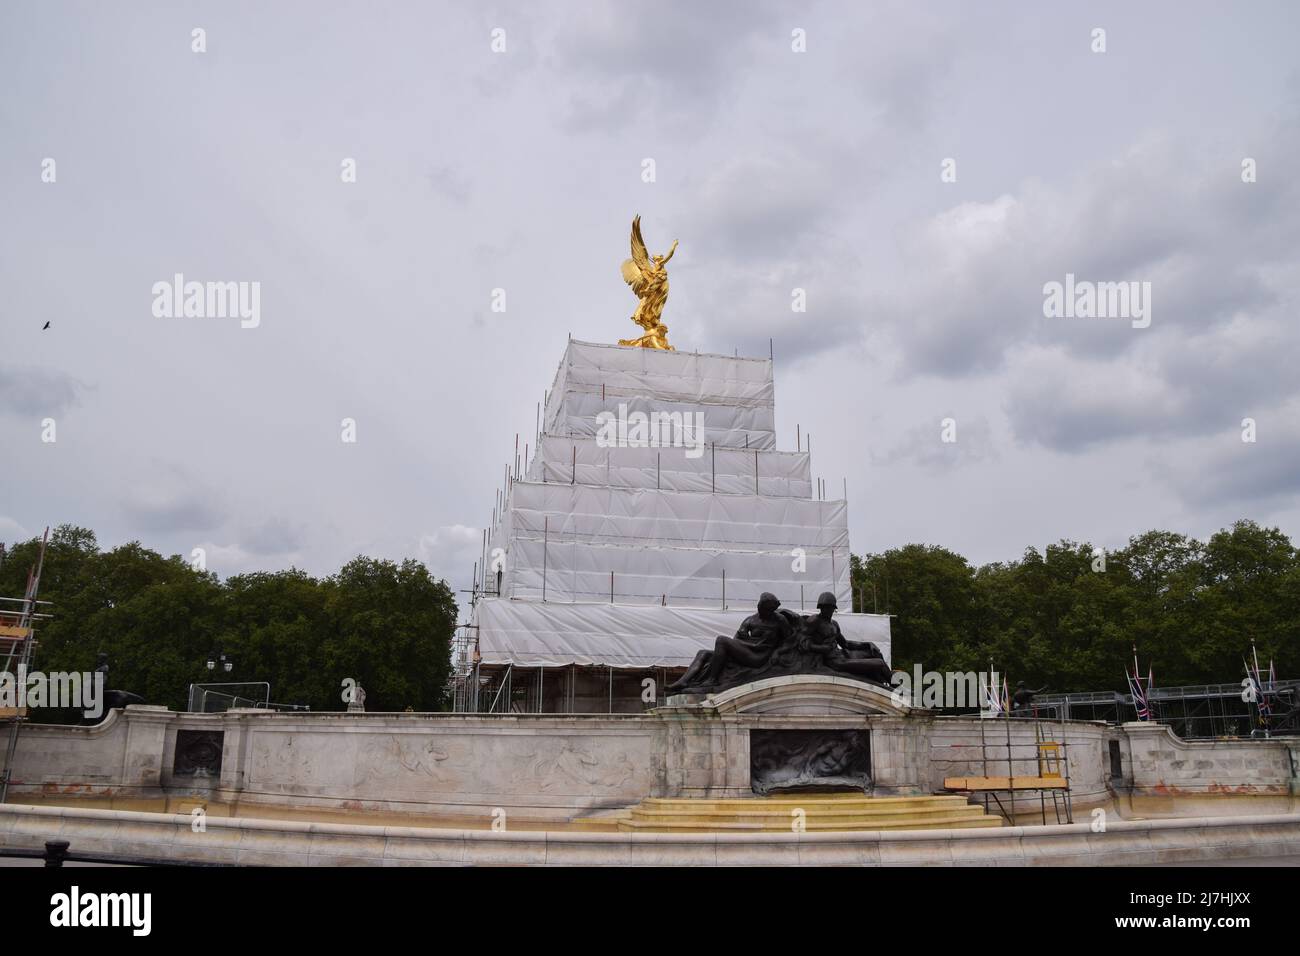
left=0, top=528, right=51, bottom=803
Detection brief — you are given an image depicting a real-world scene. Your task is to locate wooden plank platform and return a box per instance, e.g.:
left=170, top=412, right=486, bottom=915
left=943, top=775, right=1068, bottom=792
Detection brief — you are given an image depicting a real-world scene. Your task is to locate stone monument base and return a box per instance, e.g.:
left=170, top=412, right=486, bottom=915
left=657, top=675, right=932, bottom=798
left=8, top=690, right=1292, bottom=825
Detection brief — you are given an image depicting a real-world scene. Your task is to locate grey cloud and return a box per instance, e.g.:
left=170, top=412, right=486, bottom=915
left=1006, top=306, right=1300, bottom=453
left=882, top=125, right=1300, bottom=381
left=426, top=164, right=472, bottom=204
left=834, top=6, right=960, bottom=133
left=873, top=417, right=996, bottom=470
left=551, top=0, right=787, bottom=132
left=672, top=153, right=869, bottom=359
left=3, top=0, right=1298, bottom=590
left=1162, top=416, right=1300, bottom=509
left=241, top=517, right=308, bottom=556
left=119, top=466, right=225, bottom=534
left=419, top=525, right=482, bottom=588
left=678, top=155, right=842, bottom=263
left=121, top=493, right=224, bottom=535
left=0, top=365, right=86, bottom=418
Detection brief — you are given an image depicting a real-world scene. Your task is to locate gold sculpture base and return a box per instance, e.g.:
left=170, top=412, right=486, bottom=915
left=618, top=325, right=674, bottom=350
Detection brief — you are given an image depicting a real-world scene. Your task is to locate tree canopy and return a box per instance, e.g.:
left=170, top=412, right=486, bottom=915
left=0, top=526, right=458, bottom=718
left=851, top=520, right=1300, bottom=692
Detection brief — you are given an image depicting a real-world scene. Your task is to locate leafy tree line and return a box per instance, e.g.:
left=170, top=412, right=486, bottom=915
left=851, top=520, right=1300, bottom=693
left=0, top=526, right=458, bottom=719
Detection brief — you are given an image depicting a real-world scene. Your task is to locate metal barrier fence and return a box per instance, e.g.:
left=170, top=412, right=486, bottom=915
left=186, top=683, right=309, bottom=713
left=1033, top=680, right=1300, bottom=739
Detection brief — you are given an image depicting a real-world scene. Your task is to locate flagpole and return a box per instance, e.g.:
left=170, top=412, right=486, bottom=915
left=1252, top=639, right=1270, bottom=739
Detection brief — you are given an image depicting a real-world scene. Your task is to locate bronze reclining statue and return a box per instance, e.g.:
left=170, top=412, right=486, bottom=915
left=667, top=591, right=894, bottom=696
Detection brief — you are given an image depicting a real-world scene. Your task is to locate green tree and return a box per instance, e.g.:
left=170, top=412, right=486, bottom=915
left=1, top=527, right=459, bottom=718
left=219, top=569, right=332, bottom=710
left=852, top=521, right=1299, bottom=696
left=852, top=545, right=981, bottom=673
left=321, top=557, right=458, bottom=712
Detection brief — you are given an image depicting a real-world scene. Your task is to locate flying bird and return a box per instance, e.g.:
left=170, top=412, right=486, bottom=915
left=42, top=321, right=50, bottom=330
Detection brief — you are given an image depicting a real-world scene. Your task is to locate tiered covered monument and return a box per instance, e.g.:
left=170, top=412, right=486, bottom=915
left=452, top=217, right=890, bottom=713
left=454, top=339, right=891, bottom=712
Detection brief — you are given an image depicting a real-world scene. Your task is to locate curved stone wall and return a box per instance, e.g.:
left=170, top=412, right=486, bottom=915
left=7, top=698, right=1297, bottom=823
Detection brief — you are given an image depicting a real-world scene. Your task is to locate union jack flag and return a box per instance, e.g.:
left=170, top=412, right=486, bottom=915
left=980, top=672, right=1006, bottom=717
left=1248, top=648, right=1274, bottom=724
left=1126, top=651, right=1153, bottom=721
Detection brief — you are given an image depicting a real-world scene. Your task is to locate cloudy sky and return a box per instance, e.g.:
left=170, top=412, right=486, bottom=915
left=2, top=1, right=1298, bottom=610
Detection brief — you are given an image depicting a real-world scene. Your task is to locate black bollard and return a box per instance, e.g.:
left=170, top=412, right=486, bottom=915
left=43, top=840, right=70, bottom=867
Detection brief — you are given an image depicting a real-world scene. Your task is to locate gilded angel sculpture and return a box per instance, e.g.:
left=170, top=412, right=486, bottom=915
left=618, top=215, right=677, bottom=350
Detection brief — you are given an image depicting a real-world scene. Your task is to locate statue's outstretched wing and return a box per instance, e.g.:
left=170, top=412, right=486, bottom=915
left=621, top=257, right=647, bottom=295
left=621, top=215, right=653, bottom=294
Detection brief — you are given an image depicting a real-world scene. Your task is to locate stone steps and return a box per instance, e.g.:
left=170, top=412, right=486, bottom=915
left=584, top=794, right=1003, bottom=832
left=626, top=805, right=990, bottom=824
left=639, top=793, right=971, bottom=810
left=618, top=814, right=1003, bottom=832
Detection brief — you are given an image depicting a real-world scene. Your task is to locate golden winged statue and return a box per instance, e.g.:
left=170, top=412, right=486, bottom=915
left=618, top=215, right=678, bottom=350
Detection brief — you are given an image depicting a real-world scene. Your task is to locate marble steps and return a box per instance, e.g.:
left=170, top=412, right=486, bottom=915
left=617, top=812, right=1002, bottom=832
left=639, top=793, right=971, bottom=811
left=591, top=794, right=1002, bottom=832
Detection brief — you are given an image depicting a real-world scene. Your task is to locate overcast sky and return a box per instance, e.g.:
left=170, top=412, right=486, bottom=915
left=2, top=1, right=1298, bottom=611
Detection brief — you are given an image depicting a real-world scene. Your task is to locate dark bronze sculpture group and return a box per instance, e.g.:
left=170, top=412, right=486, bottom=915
left=666, top=592, right=894, bottom=696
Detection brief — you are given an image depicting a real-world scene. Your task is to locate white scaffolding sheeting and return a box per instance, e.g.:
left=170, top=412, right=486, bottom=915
left=526, top=435, right=812, bottom=497
left=509, top=482, right=845, bottom=549
left=543, top=340, right=776, bottom=449
left=474, top=598, right=891, bottom=668
left=472, top=339, right=871, bottom=670
left=508, top=540, right=848, bottom=606
left=494, top=481, right=851, bottom=607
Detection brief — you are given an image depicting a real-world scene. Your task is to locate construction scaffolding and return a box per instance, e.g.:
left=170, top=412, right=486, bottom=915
left=452, top=658, right=684, bottom=714
left=936, top=715, right=1075, bottom=826
left=0, top=528, right=51, bottom=804
left=1032, top=680, right=1300, bottom=739
left=449, top=613, right=689, bottom=714
left=456, top=340, right=891, bottom=710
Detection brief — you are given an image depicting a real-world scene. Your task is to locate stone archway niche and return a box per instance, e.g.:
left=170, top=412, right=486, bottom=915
left=657, top=675, right=934, bottom=799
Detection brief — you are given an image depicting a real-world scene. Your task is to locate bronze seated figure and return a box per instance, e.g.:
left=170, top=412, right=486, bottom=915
left=667, top=591, right=894, bottom=696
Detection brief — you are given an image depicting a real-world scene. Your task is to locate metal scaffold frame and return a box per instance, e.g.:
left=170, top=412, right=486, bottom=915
left=1032, top=680, right=1300, bottom=739
left=450, top=651, right=684, bottom=716
left=0, top=528, right=51, bottom=804
left=450, top=611, right=688, bottom=714
left=936, top=714, right=1075, bottom=826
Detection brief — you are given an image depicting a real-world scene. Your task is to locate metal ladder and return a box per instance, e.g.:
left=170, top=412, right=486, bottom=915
left=1034, top=717, right=1075, bottom=824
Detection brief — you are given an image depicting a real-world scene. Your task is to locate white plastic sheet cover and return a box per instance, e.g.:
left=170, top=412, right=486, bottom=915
left=509, top=481, right=846, bottom=548
left=489, top=480, right=851, bottom=606
left=473, top=597, right=891, bottom=668
left=508, top=537, right=851, bottom=607
left=543, top=340, right=776, bottom=450
left=526, top=435, right=812, bottom=498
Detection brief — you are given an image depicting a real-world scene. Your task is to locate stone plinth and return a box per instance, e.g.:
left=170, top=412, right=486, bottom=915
left=7, top=697, right=1297, bottom=824
left=666, top=674, right=913, bottom=717
left=657, top=676, right=931, bottom=797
